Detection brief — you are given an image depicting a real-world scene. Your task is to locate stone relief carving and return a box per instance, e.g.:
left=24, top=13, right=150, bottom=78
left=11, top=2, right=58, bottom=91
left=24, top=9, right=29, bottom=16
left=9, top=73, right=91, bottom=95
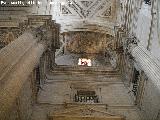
left=0, top=27, right=24, bottom=48
left=5, top=32, right=15, bottom=44
left=0, top=30, right=7, bottom=49
left=54, top=0, right=117, bottom=33
left=66, top=31, right=108, bottom=54
left=0, top=20, right=29, bottom=49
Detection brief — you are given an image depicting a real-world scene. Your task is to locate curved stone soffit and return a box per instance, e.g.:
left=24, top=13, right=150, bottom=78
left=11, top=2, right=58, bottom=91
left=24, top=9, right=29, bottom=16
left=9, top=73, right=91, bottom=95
left=53, top=0, right=118, bottom=34
left=49, top=106, right=125, bottom=120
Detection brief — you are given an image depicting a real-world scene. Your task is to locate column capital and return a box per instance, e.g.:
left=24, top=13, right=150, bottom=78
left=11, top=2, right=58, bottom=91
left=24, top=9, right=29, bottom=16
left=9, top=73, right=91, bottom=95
left=30, top=25, right=53, bottom=50
left=123, top=35, right=139, bottom=54
left=123, top=35, right=139, bottom=63
left=124, top=35, right=139, bottom=53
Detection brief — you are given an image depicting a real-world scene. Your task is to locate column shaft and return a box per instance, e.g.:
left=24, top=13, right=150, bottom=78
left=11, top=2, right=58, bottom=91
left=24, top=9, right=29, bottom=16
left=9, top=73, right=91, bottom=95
left=0, top=32, right=45, bottom=119
left=131, top=45, right=160, bottom=91
left=0, top=32, right=37, bottom=81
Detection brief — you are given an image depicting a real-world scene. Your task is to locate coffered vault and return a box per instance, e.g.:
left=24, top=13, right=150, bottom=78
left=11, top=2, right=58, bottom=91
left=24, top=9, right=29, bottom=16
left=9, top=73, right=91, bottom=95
left=52, top=0, right=119, bottom=34
left=0, top=0, right=120, bottom=35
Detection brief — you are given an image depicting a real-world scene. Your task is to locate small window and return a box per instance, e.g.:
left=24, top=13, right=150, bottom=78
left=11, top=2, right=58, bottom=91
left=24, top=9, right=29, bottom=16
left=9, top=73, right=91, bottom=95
left=78, top=58, right=92, bottom=66
left=75, top=90, right=99, bottom=103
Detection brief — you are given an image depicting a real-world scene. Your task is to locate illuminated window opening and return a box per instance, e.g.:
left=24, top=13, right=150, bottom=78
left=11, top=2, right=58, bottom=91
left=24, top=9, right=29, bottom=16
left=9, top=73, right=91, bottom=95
left=75, top=90, right=99, bottom=103
left=78, top=58, right=92, bottom=66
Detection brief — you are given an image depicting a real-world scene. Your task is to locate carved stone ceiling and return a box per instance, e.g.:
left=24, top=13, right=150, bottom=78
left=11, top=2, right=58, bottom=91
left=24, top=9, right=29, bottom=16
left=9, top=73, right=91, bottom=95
left=53, top=0, right=119, bottom=35
left=0, top=0, right=119, bottom=35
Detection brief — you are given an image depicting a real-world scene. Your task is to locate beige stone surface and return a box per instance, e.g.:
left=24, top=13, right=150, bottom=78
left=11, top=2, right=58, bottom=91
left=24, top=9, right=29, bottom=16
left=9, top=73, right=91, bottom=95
left=0, top=32, right=45, bottom=119
left=0, top=1, right=160, bottom=120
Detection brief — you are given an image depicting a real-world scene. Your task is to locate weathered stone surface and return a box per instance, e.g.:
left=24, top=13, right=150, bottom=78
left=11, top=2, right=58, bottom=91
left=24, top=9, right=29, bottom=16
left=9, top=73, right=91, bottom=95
left=0, top=32, right=45, bottom=119
left=0, top=1, right=160, bottom=120
left=131, top=44, right=160, bottom=91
